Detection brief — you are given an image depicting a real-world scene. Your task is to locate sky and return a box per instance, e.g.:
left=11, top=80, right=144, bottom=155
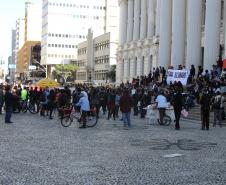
left=0, top=0, right=40, bottom=62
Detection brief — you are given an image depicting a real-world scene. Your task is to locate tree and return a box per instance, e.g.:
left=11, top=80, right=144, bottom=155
left=53, top=64, right=78, bottom=83
left=107, top=65, right=116, bottom=82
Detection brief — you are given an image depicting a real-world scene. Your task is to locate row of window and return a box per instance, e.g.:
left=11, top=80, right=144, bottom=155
left=95, top=55, right=110, bottom=64
left=48, top=33, right=86, bottom=39
left=47, top=2, right=106, bottom=11
left=48, top=43, right=78, bottom=49
left=95, top=40, right=110, bottom=51
left=78, top=48, right=87, bottom=55
left=76, top=72, right=87, bottom=80
left=75, top=60, right=86, bottom=67
left=95, top=70, right=108, bottom=80
left=47, top=54, right=76, bottom=59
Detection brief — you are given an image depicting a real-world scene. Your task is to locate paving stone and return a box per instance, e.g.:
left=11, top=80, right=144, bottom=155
left=0, top=113, right=225, bottom=184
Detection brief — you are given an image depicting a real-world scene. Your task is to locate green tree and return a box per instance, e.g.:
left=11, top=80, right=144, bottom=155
left=53, top=64, right=78, bottom=83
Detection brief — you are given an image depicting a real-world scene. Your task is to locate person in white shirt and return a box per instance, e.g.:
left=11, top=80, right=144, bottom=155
left=155, top=90, right=168, bottom=125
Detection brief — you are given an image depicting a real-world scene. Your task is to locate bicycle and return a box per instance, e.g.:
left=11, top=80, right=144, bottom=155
left=145, top=104, right=172, bottom=126
left=14, top=100, right=39, bottom=114
left=157, top=113, right=172, bottom=126
left=59, top=105, right=98, bottom=128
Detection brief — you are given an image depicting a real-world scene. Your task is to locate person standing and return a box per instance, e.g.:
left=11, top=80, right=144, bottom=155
left=120, top=89, right=133, bottom=128
left=172, top=88, right=184, bottom=130
left=4, top=85, right=14, bottom=123
left=200, top=90, right=212, bottom=130
left=76, top=91, right=90, bottom=129
left=212, top=91, right=224, bottom=127
left=155, top=90, right=168, bottom=125
left=0, top=85, right=4, bottom=114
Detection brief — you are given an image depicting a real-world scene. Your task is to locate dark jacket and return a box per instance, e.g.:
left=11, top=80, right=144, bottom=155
left=4, top=91, right=14, bottom=107
left=173, top=92, right=184, bottom=111
left=120, top=91, right=133, bottom=113
left=200, top=93, right=212, bottom=111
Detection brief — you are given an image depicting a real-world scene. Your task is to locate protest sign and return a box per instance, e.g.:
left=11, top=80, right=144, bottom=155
left=167, top=69, right=190, bottom=86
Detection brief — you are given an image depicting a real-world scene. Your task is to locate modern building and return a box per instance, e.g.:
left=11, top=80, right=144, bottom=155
left=9, top=29, right=17, bottom=81
left=75, top=29, right=117, bottom=83
left=14, top=18, right=25, bottom=66
left=16, top=1, right=42, bottom=79
left=117, top=0, right=226, bottom=83
left=41, top=0, right=119, bottom=76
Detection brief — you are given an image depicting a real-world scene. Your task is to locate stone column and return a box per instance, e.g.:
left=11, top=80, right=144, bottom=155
left=119, top=0, right=128, bottom=46
left=171, top=0, right=186, bottom=68
left=136, top=56, right=142, bottom=76
left=159, top=0, right=172, bottom=67
left=147, top=0, right=155, bottom=38
left=144, top=55, right=150, bottom=75
left=124, top=58, right=129, bottom=82
left=140, top=0, right=148, bottom=40
left=130, top=58, right=135, bottom=79
left=186, top=0, right=202, bottom=69
left=204, top=0, right=221, bottom=70
left=155, top=0, right=161, bottom=36
left=127, top=0, right=134, bottom=42
left=133, top=0, right=141, bottom=40
left=116, top=58, right=124, bottom=83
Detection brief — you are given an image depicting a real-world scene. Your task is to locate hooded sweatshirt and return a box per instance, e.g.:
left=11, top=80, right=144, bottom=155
left=76, top=91, right=90, bottom=111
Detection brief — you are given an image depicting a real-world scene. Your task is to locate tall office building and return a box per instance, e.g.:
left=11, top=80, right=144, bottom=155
left=16, top=1, right=42, bottom=78
left=15, top=18, right=25, bottom=65
left=117, top=0, right=226, bottom=83
left=41, top=0, right=119, bottom=74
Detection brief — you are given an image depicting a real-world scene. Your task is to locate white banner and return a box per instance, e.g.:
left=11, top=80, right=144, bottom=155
left=167, top=69, right=190, bottom=86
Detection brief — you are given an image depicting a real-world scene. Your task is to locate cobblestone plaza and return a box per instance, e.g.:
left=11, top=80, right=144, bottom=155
left=0, top=113, right=226, bottom=184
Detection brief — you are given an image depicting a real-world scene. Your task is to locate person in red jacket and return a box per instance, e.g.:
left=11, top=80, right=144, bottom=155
left=120, top=89, right=133, bottom=128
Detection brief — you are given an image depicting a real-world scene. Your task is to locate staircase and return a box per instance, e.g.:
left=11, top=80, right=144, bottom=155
left=182, top=104, right=226, bottom=125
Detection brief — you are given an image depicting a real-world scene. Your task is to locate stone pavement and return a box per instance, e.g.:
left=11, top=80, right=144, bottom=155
left=0, top=113, right=226, bottom=185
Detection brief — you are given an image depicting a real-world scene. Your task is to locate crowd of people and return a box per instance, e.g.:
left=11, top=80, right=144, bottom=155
left=0, top=61, right=226, bottom=130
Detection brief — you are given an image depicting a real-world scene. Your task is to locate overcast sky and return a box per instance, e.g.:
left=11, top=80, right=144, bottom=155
left=0, top=0, right=40, bottom=62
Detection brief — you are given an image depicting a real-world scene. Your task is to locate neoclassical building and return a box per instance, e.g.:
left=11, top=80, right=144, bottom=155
left=116, top=0, right=226, bottom=83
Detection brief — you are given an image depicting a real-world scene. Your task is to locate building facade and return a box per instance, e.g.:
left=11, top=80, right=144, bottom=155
left=41, top=0, right=119, bottom=76
left=75, top=29, right=117, bottom=83
left=16, top=1, right=42, bottom=79
left=14, top=18, right=25, bottom=67
left=117, top=0, right=226, bottom=83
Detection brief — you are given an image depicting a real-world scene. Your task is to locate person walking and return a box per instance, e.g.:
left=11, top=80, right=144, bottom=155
left=120, top=89, right=133, bottom=128
left=172, top=88, right=184, bottom=130
left=200, top=90, right=212, bottom=130
left=4, top=85, right=14, bottom=123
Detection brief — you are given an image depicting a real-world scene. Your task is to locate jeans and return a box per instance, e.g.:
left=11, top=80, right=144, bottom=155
left=5, top=106, right=13, bottom=122
left=122, top=112, right=131, bottom=127
left=213, top=109, right=222, bottom=126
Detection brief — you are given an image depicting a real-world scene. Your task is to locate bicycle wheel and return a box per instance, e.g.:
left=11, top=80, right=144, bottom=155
left=86, top=111, right=98, bottom=127
left=162, top=115, right=171, bottom=126
left=21, top=102, right=27, bottom=113
left=28, top=103, right=39, bottom=114
left=61, top=115, right=73, bottom=127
